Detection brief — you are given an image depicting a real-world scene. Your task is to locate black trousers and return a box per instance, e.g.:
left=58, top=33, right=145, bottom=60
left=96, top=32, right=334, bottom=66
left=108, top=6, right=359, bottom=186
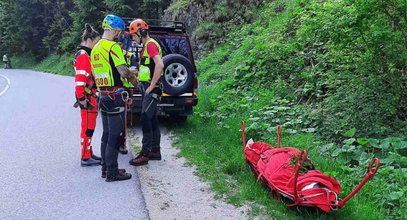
left=140, top=93, right=161, bottom=154
left=99, top=94, right=125, bottom=177
left=139, top=81, right=161, bottom=154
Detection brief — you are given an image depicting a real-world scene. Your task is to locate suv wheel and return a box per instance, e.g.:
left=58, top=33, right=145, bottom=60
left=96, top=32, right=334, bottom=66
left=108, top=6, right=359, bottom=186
left=172, top=115, right=187, bottom=123
left=162, top=54, right=194, bottom=96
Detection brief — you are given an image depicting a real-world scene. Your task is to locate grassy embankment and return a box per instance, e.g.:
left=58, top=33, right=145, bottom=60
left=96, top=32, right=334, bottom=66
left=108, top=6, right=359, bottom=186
left=170, top=0, right=406, bottom=219
left=12, top=54, right=73, bottom=76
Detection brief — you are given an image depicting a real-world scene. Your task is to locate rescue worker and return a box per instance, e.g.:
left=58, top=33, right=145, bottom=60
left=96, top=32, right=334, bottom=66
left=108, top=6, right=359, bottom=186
left=73, top=24, right=101, bottom=167
left=91, top=15, right=138, bottom=182
left=128, top=19, right=164, bottom=166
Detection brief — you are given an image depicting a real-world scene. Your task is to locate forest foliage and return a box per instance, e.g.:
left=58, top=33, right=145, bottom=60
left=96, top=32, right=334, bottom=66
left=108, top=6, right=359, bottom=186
left=0, top=0, right=171, bottom=58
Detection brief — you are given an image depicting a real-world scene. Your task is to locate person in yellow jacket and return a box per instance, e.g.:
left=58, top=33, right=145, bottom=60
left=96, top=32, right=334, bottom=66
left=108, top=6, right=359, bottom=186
left=3, top=53, right=10, bottom=69
left=128, top=19, right=164, bottom=166
left=90, top=15, right=138, bottom=182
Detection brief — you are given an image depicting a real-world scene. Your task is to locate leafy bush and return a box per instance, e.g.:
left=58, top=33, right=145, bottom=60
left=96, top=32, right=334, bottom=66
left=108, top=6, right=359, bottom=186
left=317, top=129, right=407, bottom=219
left=198, top=0, right=406, bottom=139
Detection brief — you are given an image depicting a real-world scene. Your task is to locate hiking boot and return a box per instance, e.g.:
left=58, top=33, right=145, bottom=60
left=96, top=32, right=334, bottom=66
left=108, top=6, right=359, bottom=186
left=119, top=146, right=128, bottom=155
left=101, top=169, right=126, bottom=178
left=91, top=154, right=102, bottom=161
left=81, top=158, right=101, bottom=167
left=129, top=153, right=149, bottom=166
left=105, top=172, right=132, bottom=182
left=148, top=149, right=161, bottom=160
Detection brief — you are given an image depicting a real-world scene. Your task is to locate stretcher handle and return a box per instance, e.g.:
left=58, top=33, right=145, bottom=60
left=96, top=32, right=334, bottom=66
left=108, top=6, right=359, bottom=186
left=339, top=158, right=380, bottom=208
left=241, top=121, right=246, bottom=150
left=368, top=157, right=380, bottom=175
left=289, top=150, right=307, bottom=206
left=277, top=125, right=282, bottom=148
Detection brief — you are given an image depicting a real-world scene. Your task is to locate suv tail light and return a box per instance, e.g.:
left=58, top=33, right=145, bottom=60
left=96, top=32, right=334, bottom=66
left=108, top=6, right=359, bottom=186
left=185, top=99, right=194, bottom=105
left=193, top=76, right=198, bottom=96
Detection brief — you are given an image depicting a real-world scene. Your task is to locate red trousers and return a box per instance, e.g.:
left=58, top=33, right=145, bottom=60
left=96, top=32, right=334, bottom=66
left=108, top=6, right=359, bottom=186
left=80, top=95, right=98, bottom=159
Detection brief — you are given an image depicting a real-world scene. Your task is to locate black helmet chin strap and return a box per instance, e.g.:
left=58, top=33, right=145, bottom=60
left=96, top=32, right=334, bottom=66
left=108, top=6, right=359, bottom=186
left=134, top=32, right=143, bottom=44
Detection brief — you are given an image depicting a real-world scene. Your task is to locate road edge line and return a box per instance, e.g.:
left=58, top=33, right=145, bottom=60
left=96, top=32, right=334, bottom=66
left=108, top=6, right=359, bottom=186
left=128, top=135, right=152, bottom=220
left=0, top=74, right=10, bottom=97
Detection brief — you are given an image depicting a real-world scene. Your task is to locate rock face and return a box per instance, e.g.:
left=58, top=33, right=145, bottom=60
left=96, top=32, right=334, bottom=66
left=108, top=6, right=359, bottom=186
left=163, top=3, right=210, bottom=60
left=162, top=0, right=265, bottom=60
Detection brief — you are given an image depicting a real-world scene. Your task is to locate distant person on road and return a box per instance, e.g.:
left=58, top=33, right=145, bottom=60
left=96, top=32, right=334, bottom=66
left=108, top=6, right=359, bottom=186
left=3, top=53, right=10, bottom=69
left=128, top=19, right=164, bottom=166
left=91, top=15, right=138, bottom=182
left=73, top=24, right=102, bottom=167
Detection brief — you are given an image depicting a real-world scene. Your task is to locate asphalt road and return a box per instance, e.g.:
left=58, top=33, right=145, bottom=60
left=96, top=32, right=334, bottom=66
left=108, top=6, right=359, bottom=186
left=0, top=69, right=149, bottom=220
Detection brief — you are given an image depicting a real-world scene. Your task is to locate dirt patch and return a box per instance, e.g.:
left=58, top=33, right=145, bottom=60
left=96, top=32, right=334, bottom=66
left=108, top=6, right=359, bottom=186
left=129, top=126, right=248, bottom=220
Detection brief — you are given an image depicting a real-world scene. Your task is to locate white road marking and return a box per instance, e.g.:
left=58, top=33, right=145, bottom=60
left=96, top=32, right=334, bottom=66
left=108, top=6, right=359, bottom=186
left=0, top=74, right=10, bottom=97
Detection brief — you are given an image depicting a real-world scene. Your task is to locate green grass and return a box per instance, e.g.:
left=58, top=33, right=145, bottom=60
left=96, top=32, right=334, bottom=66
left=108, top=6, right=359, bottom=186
left=10, top=55, right=37, bottom=69
left=12, top=53, right=73, bottom=76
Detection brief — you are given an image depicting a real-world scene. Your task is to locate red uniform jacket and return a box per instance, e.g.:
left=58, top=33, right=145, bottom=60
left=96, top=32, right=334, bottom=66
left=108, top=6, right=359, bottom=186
left=73, top=46, right=95, bottom=101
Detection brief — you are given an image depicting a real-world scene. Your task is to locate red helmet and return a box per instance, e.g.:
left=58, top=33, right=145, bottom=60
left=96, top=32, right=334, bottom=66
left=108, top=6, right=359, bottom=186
left=129, top=19, right=149, bottom=35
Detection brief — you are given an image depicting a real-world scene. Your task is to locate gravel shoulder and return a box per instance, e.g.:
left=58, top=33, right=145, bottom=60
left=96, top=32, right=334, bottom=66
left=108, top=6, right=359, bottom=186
left=129, top=126, right=248, bottom=220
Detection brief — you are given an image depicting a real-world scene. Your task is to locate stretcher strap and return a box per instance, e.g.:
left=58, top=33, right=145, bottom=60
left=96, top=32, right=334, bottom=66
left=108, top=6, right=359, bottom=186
left=290, top=150, right=307, bottom=206
left=299, top=188, right=340, bottom=211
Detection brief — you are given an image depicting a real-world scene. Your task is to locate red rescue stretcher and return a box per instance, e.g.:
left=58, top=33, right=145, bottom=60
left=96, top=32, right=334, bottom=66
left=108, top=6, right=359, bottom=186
left=241, top=122, right=380, bottom=213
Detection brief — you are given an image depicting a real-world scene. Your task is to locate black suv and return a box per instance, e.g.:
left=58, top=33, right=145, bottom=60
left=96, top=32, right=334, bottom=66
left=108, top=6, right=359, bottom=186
left=123, top=19, right=198, bottom=122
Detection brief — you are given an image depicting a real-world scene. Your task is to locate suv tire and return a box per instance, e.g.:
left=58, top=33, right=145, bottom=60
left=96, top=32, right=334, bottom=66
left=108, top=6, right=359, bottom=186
left=162, top=54, right=194, bottom=96
left=171, top=115, right=187, bottom=123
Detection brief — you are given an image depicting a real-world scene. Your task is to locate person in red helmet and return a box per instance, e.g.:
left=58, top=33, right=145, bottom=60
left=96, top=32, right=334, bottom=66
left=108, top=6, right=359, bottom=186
left=128, top=19, right=164, bottom=166
left=73, top=24, right=101, bottom=166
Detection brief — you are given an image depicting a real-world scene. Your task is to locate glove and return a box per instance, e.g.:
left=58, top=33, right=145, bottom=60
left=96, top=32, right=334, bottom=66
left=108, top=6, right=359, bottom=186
left=127, top=74, right=139, bottom=87
left=79, top=99, right=88, bottom=108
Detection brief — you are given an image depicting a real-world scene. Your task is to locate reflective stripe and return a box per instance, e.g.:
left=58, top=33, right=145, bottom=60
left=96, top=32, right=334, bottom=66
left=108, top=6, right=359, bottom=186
left=94, top=72, right=109, bottom=78
left=133, top=93, right=194, bottom=97
left=75, top=70, right=89, bottom=77
left=158, top=104, right=175, bottom=107
left=161, top=93, right=193, bottom=97
left=76, top=82, right=86, bottom=86
left=101, top=106, right=125, bottom=114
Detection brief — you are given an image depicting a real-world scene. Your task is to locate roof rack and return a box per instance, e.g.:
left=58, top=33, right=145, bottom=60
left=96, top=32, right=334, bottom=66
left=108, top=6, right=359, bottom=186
left=122, top=18, right=186, bottom=33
